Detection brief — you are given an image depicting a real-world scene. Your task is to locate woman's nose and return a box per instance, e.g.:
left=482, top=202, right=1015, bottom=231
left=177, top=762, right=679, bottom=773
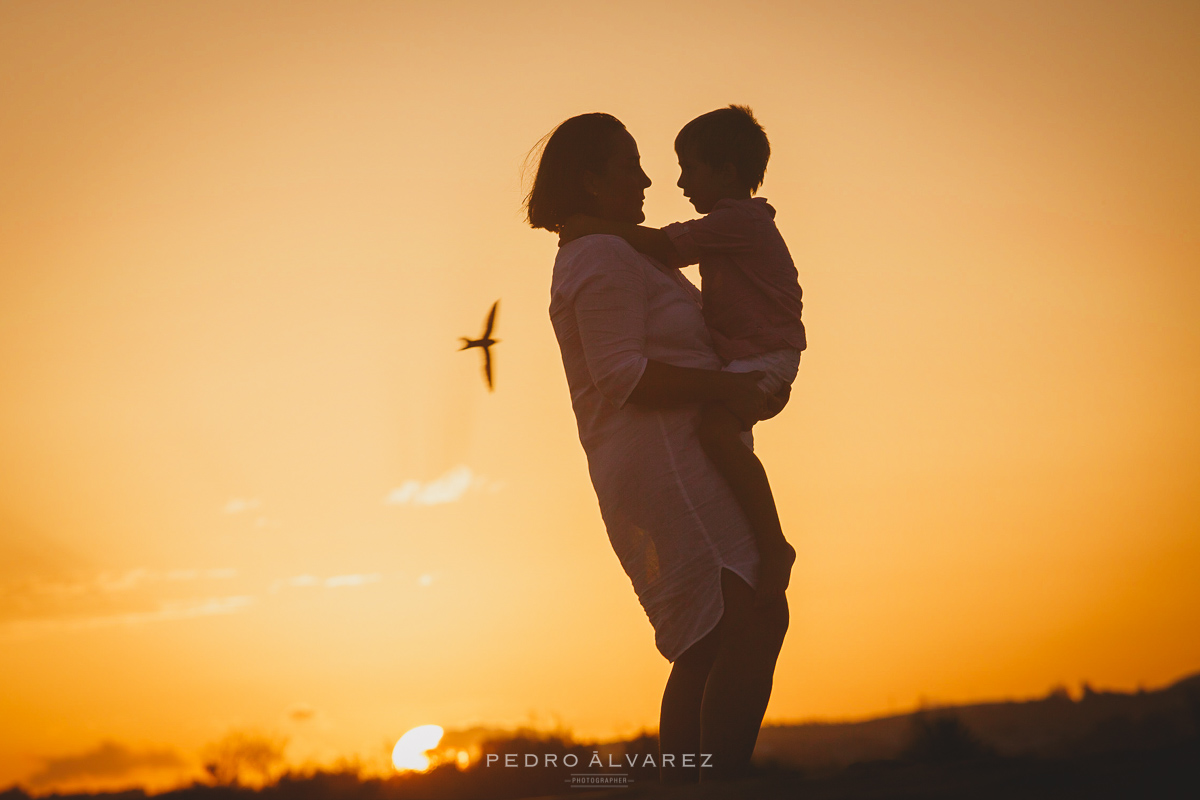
left=640, top=169, right=652, bottom=188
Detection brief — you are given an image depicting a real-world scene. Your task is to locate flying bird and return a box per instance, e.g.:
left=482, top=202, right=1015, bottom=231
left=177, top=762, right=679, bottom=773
left=460, top=300, right=500, bottom=391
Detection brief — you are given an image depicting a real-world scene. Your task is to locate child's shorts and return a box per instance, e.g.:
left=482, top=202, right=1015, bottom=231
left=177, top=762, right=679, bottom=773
left=721, top=347, right=802, bottom=450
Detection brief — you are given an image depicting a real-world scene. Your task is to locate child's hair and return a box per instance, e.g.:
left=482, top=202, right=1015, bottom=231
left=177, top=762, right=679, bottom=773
left=674, top=105, right=770, bottom=193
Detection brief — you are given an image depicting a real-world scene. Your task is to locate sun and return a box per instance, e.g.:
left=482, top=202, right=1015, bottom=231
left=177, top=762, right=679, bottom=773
left=391, top=724, right=444, bottom=772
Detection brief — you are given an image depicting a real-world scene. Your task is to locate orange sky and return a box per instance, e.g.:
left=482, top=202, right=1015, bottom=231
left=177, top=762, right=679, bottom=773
left=2, top=0, right=1198, bottom=792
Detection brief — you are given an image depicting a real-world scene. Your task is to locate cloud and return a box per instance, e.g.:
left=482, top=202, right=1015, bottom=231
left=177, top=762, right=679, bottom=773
left=129, top=596, right=254, bottom=623
left=87, top=568, right=237, bottom=593
left=165, top=568, right=236, bottom=581
left=384, top=465, right=500, bottom=506
left=0, top=568, right=246, bottom=637
left=0, top=596, right=254, bottom=639
left=271, top=573, right=381, bottom=591
left=27, top=741, right=187, bottom=788
left=324, top=573, right=380, bottom=588
left=224, top=498, right=262, bottom=514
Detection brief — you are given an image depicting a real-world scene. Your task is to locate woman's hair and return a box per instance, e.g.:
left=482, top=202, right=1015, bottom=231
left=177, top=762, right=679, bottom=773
left=524, top=113, right=628, bottom=232
left=675, top=105, right=770, bottom=193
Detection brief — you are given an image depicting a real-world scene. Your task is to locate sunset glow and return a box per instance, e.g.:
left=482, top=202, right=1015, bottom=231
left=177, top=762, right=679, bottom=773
left=391, top=726, right=444, bottom=772
left=1, top=0, right=1198, bottom=794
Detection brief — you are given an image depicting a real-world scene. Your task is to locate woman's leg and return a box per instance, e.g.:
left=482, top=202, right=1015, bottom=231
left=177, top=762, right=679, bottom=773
left=659, top=567, right=789, bottom=784
left=700, top=567, right=790, bottom=782
left=659, top=617, right=721, bottom=784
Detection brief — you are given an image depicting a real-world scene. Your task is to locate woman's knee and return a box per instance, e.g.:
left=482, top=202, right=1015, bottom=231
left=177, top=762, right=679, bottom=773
left=674, top=621, right=722, bottom=678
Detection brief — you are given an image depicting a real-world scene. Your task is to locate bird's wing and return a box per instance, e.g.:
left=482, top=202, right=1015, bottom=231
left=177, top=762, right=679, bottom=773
left=483, top=346, right=494, bottom=391
left=483, top=300, right=499, bottom=338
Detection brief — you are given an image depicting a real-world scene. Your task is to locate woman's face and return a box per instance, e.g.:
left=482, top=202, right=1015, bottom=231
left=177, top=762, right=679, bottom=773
left=586, top=129, right=652, bottom=224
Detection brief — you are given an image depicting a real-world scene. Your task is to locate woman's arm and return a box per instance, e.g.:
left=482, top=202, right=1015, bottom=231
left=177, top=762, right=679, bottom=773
left=628, top=361, right=767, bottom=427
left=567, top=237, right=770, bottom=424
left=560, top=215, right=683, bottom=268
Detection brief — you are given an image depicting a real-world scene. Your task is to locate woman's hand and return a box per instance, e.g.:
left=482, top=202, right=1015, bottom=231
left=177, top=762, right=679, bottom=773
left=721, top=371, right=768, bottom=430
left=759, top=384, right=791, bottom=421
left=724, top=377, right=791, bottom=428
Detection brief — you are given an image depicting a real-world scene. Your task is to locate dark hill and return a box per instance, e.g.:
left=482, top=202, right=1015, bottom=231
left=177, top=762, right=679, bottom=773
left=3, top=671, right=1197, bottom=800
left=755, top=669, right=1200, bottom=770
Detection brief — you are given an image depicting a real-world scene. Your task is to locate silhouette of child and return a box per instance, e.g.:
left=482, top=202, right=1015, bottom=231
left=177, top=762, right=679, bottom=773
left=559, top=105, right=806, bottom=607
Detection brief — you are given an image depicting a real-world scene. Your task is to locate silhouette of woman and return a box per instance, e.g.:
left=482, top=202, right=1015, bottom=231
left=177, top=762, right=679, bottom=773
left=527, top=113, right=790, bottom=783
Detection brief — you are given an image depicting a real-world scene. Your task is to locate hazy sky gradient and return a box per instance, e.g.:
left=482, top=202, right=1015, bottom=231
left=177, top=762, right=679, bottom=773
left=2, top=0, right=1198, bottom=790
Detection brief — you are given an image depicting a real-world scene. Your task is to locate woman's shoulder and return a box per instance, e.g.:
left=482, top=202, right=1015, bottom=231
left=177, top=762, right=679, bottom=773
left=558, top=233, right=643, bottom=264
left=552, top=234, right=649, bottom=294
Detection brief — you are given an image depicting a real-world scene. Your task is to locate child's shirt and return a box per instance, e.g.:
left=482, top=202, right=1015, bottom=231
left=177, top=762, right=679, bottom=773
left=661, top=197, right=806, bottom=364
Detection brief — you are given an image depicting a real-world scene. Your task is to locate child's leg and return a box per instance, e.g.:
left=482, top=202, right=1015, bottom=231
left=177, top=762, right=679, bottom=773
left=698, top=404, right=796, bottom=607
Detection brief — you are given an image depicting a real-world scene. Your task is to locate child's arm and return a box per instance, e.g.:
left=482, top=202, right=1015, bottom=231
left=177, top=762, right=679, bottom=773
left=559, top=214, right=684, bottom=268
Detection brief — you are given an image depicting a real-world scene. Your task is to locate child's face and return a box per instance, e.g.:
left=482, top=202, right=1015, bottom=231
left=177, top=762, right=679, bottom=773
left=676, top=145, right=734, bottom=214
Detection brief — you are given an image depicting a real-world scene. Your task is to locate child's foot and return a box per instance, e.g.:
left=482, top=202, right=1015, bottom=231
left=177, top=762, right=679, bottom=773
left=755, top=539, right=796, bottom=607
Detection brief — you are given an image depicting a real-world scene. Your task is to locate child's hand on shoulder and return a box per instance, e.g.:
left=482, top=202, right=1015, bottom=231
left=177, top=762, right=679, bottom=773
left=558, top=214, right=598, bottom=247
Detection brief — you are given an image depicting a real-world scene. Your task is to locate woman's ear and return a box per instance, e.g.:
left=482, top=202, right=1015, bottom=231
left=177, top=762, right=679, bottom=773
left=581, top=170, right=600, bottom=199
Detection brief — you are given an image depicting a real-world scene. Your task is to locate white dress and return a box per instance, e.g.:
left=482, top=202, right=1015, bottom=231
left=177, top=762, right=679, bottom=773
left=549, top=235, right=761, bottom=662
